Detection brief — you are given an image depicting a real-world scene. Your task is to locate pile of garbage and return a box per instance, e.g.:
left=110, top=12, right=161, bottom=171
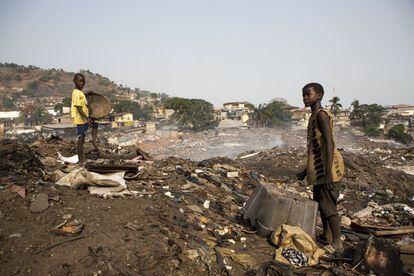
left=0, top=139, right=43, bottom=178
left=1, top=134, right=414, bottom=275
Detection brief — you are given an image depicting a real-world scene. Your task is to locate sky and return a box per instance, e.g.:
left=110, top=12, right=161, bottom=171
left=0, top=0, right=413, bottom=108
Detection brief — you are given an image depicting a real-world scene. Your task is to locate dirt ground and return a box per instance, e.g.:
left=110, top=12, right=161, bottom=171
left=1, top=128, right=413, bottom=275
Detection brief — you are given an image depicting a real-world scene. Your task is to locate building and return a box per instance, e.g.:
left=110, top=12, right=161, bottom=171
left=226, top=109, right=250, bottom=125
left=62, top=107, right=71, bottom=114
left=155, top=107, right=175, bottom=120
left=291, top=108, right=311, bottom=127
left=334, top=110, right=351, bottom=127
left=0, top=111, right=20, bottom=127
left=112, top=112, right=134, bottom=128
left=384, top=114, right=413, bottom=133
left=384, top=104, right=414, bottom=116
left=223, top=101, right=250, bottom=111
left=146, top=122, right=156, bottom=133
left=220, top=101, right=253, bottom=126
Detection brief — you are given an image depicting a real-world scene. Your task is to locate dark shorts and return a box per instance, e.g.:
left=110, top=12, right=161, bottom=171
left=313, top=183, right=340, bottom=218
left=90, top=121, right=98, bottom=129
left=76, top=123, right=89, bottom=136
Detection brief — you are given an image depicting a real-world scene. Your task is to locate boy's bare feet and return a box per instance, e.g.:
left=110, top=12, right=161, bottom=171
left=317, top=232, right=333, bottom=245
left=331, top=239, right=344, bottom=255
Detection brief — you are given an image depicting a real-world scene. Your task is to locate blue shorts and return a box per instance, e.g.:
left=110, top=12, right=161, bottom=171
left=76, top=123, right=89, bottom=136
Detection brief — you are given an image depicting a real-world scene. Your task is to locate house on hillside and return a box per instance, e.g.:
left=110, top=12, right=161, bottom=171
left=62, top=107, right=71, bottom=114
left=146, top=122, right=157, bottom=133
left=0, top=111, right=20, bottom=127
left=111, top=112, right=134, bottom=128
left=155, top=106, right=175, bottom=120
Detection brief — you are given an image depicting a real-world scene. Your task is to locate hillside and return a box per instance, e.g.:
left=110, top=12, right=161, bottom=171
left=0, top=63, right=150, bottom=107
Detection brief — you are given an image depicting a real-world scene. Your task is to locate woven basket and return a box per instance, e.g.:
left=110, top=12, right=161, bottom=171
left=86, top=93, right=112, bottom=119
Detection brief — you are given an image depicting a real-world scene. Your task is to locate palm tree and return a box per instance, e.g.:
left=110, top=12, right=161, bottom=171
left=329, top=96, right=342, bottom=116
left=250, top=104, right=271, bottom=127
left=350, top=99, right=361, bottom=125
left=351, top=99, right=359, bottom=111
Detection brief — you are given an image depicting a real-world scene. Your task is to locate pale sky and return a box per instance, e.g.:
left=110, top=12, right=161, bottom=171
left=1, top=0, right=413, bottom=108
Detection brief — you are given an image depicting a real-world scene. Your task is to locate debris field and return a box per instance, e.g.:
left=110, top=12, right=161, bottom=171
left=1, top=128, right=414, bottom=275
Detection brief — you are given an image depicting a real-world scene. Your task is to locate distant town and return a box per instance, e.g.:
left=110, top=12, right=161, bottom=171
left=0, top=63, right=413, bottom=144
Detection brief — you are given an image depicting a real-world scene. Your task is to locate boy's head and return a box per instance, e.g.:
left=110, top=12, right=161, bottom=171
left=302, top=82, right=324, bottom=107
left=73, top=73, right=85, bottom=90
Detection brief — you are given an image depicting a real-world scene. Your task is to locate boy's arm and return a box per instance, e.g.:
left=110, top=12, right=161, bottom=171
left=317, top=111, right=334, bottom=190
left=76, top=106, right=93, bottom=124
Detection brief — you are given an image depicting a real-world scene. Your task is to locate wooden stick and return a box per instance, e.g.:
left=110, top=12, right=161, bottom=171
left=35, top=234, right=89, bottom=254
left=373, top=228, right=414, bottom=237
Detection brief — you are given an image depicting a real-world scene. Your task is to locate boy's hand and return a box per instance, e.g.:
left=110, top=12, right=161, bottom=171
left=297, top=170, right=306, bottom=181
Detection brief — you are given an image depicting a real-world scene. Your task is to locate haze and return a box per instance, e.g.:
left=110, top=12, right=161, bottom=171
left=0, top=0, right=413, bottom=107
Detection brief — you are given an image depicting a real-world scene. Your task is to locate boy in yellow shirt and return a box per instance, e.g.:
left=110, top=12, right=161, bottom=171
left=71, top=73, right=93, bottom=164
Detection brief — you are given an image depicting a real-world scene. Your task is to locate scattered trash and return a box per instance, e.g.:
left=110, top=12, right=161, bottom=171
left=56, top=168, right=126, bottom=197
left=57, top=152, right=79, bottom=164
left=226, top=171, right=239, bottom=178
left=340, top=216, right=352, bottom=227
left=1, top=127, right=414, bottom=275
left=9, top=184, right=26, bottom=199
left=271, top=224, right=325, bottom=267
left=9, top=233, right=22, bottom=238
left=239, top=151, right=260, bottom=159
left=164, top=191, right=174, bottom=198
left=243, top=181, right=318, bottom=238
left=281, top=248, right=309, bottom=267
left=203, top=200, right=210, bottom=209
left=353, top=237, right=404, bottom=275
left=51, top=170, right=66, bottom=182
left=187, top=205, right=203, bottom=214
left=215, top=247, right=258, bottom=270
left=51, top=220, right=84, bottom=236
left=40, top=156, right=58, bottom=167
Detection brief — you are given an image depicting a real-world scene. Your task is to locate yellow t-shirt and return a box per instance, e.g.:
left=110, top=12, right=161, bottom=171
left=71, top=89, right=89, bottom=125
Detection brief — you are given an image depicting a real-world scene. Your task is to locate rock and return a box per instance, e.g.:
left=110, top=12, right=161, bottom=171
left=40, top=157, right=58, bottom=167
left=29, top=193, right=49, bottom=213
left=340, top=216, right=352, bottom=227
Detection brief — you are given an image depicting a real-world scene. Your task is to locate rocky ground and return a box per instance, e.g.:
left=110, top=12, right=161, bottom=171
left=1, top=127, right=414, bottom=275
